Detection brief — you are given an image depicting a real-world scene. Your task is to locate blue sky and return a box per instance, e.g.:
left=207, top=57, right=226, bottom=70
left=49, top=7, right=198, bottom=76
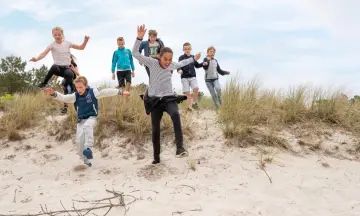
left=0, top=0, right=360, bottom=96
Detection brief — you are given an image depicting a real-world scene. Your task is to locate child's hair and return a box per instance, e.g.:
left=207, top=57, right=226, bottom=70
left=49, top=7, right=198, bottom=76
left=117, top=37, right=124, bottom=41
left=207, top=46, right=216, bottom=53
left=148, top=30, right=158, bottom=37
left=183, top=42, right=191, bottom=47
left=74, top=76, right=88, bottom=86
left=159, top=47, right=173, bottom=56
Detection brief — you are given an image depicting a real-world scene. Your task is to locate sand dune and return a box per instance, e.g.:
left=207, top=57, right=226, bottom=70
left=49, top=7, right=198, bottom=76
left=1, top=110, right=360, bottom=216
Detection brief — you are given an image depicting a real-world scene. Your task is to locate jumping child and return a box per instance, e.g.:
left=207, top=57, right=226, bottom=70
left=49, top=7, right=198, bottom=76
left=44, top=76, right=130, bottom=167
left=138, top=29, right=165, bottom=77
left=133, top=24, right=201, bottom=164
left=111, top=37, right=135, bottom=92
left=30, top=26, right=90, bottom=93
left=202, top=46, right=230, bottom=109
left=177, top=42, right=206, bottom=111
left=53, top=54, right=79, bottom=114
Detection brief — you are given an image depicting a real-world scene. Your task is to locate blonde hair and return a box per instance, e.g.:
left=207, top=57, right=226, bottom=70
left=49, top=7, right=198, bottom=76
left=117, top=37, right=124, bottom=41
left=74, top=76, right=88, bottom=86
left=52, top=26, right=65, bottom=41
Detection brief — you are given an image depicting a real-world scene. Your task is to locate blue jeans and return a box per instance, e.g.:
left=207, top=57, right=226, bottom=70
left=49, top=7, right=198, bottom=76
left=206, top=79, right=222, bottom=108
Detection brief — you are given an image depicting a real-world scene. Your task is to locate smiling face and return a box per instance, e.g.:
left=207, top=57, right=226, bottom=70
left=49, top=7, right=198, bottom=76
left=159, top=52, right=173, bottom=68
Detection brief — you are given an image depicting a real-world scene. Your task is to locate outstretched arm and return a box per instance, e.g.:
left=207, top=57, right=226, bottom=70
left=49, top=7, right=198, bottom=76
left=171, top=57, right=195, bottom=70
left=93, top=88, right=125, bottom=99
left=202, top=57, right=210, bottom=70
left=177, top=55, right=184, bottom=73
left=194, top=59, right=204, bottom=68
left=30, top=47, right=51, bottom=62
left=216, top=60, right=229, bottom=75
left=49, top=91, right=76, bottom=103
left=72, top=36, right=90, bottom=50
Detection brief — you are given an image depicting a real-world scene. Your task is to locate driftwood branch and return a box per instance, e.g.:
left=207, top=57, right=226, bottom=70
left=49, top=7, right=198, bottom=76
left=0, top=189, right=138, bottom=216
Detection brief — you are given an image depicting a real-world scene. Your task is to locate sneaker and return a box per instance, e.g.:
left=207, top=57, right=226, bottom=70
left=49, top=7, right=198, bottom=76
left=85, top=162, right=92, bottom=167
left=152, top=159, right=160, bottom=164
left=176, top=147, right=189, bottom=158
left=83, top=148, right=93, bottom=159
left=192, top=103, right=199, bottom=110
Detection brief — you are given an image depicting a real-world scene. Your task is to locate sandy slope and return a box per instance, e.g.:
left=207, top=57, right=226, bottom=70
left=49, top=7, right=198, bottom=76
left=0, top=110, right=360, bottom=216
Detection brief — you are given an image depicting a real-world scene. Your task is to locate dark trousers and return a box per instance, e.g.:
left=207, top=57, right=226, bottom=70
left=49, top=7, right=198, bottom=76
left=150, top=101, right=183, bottom=161
left=43, top=64, right=74, bottom=92
left=116, top=70, right=132, bottom=87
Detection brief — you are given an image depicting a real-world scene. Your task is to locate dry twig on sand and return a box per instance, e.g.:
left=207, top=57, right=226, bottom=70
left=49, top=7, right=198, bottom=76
left=172, top=207, right=202, bottom=215
left=259, top=154, right=272, bottom=183
left=0, top=189, right=137, bottom=216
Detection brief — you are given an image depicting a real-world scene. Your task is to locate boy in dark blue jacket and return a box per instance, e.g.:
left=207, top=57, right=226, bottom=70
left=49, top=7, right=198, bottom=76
left=111, top=37, right=135, bottom=92
left=45, top=76, right=130, bottom=167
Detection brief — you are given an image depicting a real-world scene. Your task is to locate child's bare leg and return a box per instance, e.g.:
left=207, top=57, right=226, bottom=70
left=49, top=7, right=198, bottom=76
left=185, top=91, right=192, bottom=108
left=193, top=87, right=199, bottom=104
left=125, top=82, right=131, bottom=92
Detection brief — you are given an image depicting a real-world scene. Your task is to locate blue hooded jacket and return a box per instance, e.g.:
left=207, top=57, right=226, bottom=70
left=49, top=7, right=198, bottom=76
left=111, top=47, right=135, bottom=73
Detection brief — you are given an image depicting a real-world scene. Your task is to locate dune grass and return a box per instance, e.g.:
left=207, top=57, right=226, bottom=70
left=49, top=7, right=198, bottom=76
left=0, top=85, right=194, bottom=153
left=218, top=75, right=360, bottom=150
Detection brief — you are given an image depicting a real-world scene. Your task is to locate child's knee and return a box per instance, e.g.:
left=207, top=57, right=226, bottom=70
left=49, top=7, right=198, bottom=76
left=170, top=110, right=180, bottom=120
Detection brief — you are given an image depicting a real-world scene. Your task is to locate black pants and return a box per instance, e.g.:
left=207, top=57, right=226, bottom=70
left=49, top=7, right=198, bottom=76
left=151, top=101, right=183, bottom=161
left=43, top=64, right=74, bottom=91
left=116, top=70, right=131, bottom=87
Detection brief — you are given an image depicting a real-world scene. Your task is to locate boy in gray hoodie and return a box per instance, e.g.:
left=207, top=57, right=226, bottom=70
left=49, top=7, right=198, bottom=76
left=202, top=46, right=230, bottom=108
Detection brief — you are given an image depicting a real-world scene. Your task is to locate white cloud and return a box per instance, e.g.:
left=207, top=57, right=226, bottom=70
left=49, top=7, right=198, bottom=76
left=0, top=0, right=360, bottom=97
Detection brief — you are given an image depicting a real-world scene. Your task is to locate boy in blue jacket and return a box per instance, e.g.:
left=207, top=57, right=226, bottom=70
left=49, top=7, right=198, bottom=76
left=138, top=29, right=165, bottom=77
left=111, top=37, right=135, bottom=92
left=45, top=76, right=130, bottom=167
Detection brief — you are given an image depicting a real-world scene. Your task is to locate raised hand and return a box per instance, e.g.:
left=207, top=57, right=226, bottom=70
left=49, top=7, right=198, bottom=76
left=84, top=36, right=90, bottom=41
left=202, top=62, right=208, bottom=66
left=137, top=24, right=147, bottom=40
left=194, top=52, right=201, bottom=61
left=226, top=71, right=231, bottom=75
left=29, top=57, right=37, bottom=62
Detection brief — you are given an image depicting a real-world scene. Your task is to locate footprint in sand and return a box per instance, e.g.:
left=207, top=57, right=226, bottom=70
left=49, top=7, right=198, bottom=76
left=73, top=164, right=88, bottom=172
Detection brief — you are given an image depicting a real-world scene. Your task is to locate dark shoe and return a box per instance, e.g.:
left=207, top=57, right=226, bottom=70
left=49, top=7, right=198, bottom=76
left=176, top=147, right=189, bottom=158
left=83, top=148, right=93, bottom=159
left=152, top=159, right=160, bottom=164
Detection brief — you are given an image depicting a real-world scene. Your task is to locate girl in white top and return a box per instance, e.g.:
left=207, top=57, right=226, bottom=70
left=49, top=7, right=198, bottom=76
left=30, top=26, right=90, bottom=90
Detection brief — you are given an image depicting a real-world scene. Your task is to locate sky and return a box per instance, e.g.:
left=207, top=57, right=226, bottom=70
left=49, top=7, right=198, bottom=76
left=0, top=0, right=359, bottom=96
